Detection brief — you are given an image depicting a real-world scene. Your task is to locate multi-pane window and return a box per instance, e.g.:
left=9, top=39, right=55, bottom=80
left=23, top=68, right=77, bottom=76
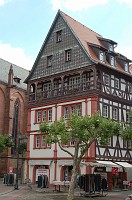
left=114, top=78, right=119, bottom=89
left=36, top=136, right=40, bottom=148
left=63, top=104, right=82, bottom=118
left=37, top=111, right=41, bottom=123
left=47, top=55, right=52, bottom=67
left=69, top=76, right=80, bottom=89
left=56, top=30, right=62, bottom=42
left=48, top=109, right=52, bottom=121
left=104, top=74, right=110, bottom=85
left=41, top=135, right=45, bottom=147
left=36, top=108, right=52, bottom=123
left=99, top=51, right=105, bottom=62
left=113, top=107, right=118, bottom=120
left=76, top=104, right=81, bottom=116
left=64, top=107, right=68, bottom=119
left=42, top=110, right=47, bottom=122
left=35, top=135, right=51, bottom=149
left=110, top=56, right=115, bottom=66
left=43, top=82, right=51, bottom=97
left=102, top=104, right=108, bottom=118
left=65, top=49, right=71, bottom=62
left=82, top=74, right=86, bottom=90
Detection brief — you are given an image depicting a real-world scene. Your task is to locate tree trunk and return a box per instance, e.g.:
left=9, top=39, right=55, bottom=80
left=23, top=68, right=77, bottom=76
left=67, top=163, right=77, bottom=200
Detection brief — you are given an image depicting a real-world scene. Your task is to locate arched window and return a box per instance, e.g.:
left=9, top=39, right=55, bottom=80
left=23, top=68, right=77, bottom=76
left=12, top=99, right=19, bottom=154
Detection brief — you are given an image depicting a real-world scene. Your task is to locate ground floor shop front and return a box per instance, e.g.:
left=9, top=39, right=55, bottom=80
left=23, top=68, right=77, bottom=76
left=27, top=159, right=132, bottom=191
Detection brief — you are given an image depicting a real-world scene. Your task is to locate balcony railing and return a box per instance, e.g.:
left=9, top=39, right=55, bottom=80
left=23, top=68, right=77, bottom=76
left=28, top=80, right=100, bottom=102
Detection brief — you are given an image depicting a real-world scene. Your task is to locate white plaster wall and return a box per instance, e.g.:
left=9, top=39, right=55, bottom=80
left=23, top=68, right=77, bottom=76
left=87, top=98, right=91, bottom=116
left=82, top=101, right=85, bottom=116
left=57, top=105, right=62, bottom=120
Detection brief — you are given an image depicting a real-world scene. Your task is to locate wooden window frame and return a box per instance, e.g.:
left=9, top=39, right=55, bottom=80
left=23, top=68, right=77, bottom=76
left=56, top=30, right=62, bottom=43
left=65, top=49, right=72, bottom=62
left=63, top=103, right=82, bottom=119
left=34, top=134, right=51, bottom=149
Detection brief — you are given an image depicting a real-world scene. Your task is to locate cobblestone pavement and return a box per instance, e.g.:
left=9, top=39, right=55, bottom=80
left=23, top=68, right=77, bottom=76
left=0, top=182, right=132, bottom=200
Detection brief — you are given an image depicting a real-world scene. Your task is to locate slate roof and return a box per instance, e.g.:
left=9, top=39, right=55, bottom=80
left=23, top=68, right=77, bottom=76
left=0, top=58, right=29, bottom=90
left=25, top=10, right=132, bottom=83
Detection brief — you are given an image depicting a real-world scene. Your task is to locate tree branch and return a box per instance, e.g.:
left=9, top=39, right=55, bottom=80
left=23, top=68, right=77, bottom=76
left=58, top=142, right=74, bottom=157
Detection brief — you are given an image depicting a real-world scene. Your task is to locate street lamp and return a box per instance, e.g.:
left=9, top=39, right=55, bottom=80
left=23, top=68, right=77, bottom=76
left=14, top=133, right=27, bottom=190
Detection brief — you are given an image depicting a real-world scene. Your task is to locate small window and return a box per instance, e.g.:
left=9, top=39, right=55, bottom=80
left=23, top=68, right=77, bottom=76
left=48, top=109, right=52, bottom=121
left=70, top=138, right=75, bottom=146
left=37, top=111, right=41, bottom=123
left=110, top=56, right=115, bottom=66
left=42, top=110, right=47, bottom=122
left=115, top=78, right=119, bottom=89
left=102, top=104, right=108, bottom=118
left=99, top=51, right=105, bottom=62
left=124, top=63, right=129, bottom=72
left=41, top=135, right=46, bottom=148
left=56, top=30, right=62, bottom=42
left=109, top=44, right=114, bottom=52
left=64, top=107, right=68, bottom=119
left=36, top=136, right=40, bottom=148
left=113, top=107, right=118, bottom=120
left=70, top=106, right=75, bottom=115
left=104, top=74, right=110, bottom=85
left=47, top=55, right=52, bottom=67
left=65, top=49, right=71, bottom=62
left=76, top=104, right=81, bottom=116
left=129, top=84, right=132, bottom=93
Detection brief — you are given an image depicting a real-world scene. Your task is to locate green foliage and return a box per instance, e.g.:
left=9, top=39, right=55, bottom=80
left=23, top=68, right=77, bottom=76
left=0, top=135, right=14, bottom=150
left=39, top=113, right=124, bottom=155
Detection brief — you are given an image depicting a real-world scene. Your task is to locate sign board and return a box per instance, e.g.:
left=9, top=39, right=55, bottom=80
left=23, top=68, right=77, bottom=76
left=9, top=166, right=13, bottom=173
left=36, top=168, right=49, bottom=181
left=94, top=167, right=106, bottom=172
left=123, top=181, right=130, bottom=185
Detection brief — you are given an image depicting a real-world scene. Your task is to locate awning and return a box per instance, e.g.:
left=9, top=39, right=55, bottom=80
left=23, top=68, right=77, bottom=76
left=82, top=160, right=119, bottom=167
left=29, top=160, right=52, bottom=166
left=115, top=162, right=132, bottom=171
left=96, top=160, right=119, bottom=167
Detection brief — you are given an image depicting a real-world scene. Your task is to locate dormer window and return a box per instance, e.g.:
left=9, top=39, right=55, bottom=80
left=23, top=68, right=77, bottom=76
left=124, top=62, right=129, bottom=72
left=109, top=44, right=114, bottom=52
left=110, top=56, right=115, bottom=67
left=14, top=76, right=21, bottom=84
left=99, top=51, right=105, bottom=62
left=47, top=55, right=52, bottom=67
left=56, top=30, right=62, bottom=42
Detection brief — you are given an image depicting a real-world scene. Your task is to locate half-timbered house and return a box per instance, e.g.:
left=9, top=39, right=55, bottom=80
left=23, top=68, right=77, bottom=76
left=25, top=10, right=132, bottom=190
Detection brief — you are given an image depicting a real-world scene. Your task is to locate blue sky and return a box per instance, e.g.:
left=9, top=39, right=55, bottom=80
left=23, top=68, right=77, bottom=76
left=0, top=0, right=132, bottom=70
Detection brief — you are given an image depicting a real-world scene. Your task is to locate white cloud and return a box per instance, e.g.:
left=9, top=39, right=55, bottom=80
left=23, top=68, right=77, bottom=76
left=50, top=0, right=108, bottom=11
left=117, top=0, right=132, bottom=6
left=0, top=0, right=10, bottom=6
left=0, top=43, right=34, bottom=70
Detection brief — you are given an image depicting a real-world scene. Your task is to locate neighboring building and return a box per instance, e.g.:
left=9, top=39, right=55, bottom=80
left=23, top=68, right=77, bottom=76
left=0, top=58, right=29, bottom=178
left=25, top=10, right=132, bottom=190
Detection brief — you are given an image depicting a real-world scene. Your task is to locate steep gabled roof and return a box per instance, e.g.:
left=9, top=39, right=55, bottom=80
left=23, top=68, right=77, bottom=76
left=0, top=58, right=29, bottom=90
left=25, top=10, right=132, bottom=83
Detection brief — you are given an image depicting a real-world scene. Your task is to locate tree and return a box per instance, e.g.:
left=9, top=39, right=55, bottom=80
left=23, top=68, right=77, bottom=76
left=0, top=135, right=13, bottom=150
left=40, top=113, right=126, bottom=200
